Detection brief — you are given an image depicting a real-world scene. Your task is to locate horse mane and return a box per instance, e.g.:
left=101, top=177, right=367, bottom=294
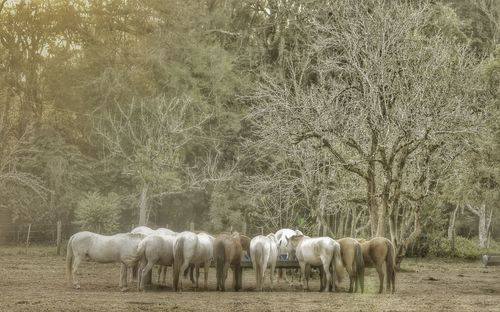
left=126, top=233, right=145, bottom=239
left=239, top=235, right=251, bottom=252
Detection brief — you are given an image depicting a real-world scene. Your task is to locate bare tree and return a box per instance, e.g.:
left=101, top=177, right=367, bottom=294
left=95, top=95, right=208, bottom=225
left=248, top=1, right=482, bottom=260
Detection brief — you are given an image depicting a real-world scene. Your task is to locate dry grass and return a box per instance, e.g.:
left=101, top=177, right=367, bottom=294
left=0, top=246, right=499, bottom=311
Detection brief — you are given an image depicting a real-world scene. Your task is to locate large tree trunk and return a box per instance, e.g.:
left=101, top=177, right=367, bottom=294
left=395, top=210, right=421, bottom=270
left=466, top=203, right=493, bottom=248
left=448, top=204, right=459, bottom=240
left=366, top=175, right=379, bottom=237
left=138, top=183, right=149, bottom=226
left=448, top=204, right=459, bottom=251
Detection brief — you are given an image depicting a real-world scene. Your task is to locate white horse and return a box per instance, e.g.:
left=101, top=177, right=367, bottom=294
left=250, top=233, right=279, bottom=291
left=275, top=228, right=303, bottom=282
left=152, top=228, right=177, bottom=284
left=156, top=228, right=177, bottom=236
left=136, top=234, right=176, bottom=290
left=131, top=226, right=177, bottom=284
left=66, top=231, right=144, bottom=291
left=131, top=226, right=156, bottom=236
left=287, top=235, right=342, bottom=292
left=275, top=228, right=304, bottom=257
left=173, top=231, right=214, bottom=291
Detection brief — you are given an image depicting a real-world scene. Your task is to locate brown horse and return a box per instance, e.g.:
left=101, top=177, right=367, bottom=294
left=214, top=232, right=243, bottom=291
left=358, top=237, right=395, bottom=293
left=239, top=234, right=251, bottom=255
left=337, top=237, right=364, bottom=293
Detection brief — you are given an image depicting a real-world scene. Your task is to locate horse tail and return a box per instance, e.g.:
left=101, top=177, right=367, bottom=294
left=332, top=244, right=342, bottom=291
left=386, top=239, right=396, bottom=293
left=254, top=242, right=264, bottom=288
left=355, top=242, right=365, bottom=293
left=66, top=234, right=75, bottom=284
left=173, top=236, right=185, bottom=291
left=215, top=240, right=225, bottom=290
left=333, top=244, right=343, bottom=284
left=137, top=237, right=147, bottom=258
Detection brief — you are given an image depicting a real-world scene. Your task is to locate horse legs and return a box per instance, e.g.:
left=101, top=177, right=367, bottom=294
left=195, top=264, right=200, bottom=291
left=386, top=260, right=395, bottom=293
left=162, top=266, right=167, bottom=285
left=119, top=263, right=129, bottom=291
left=204, top=261, right=209, bottom=290
left=158, top=266, right=167, bottom=285
left=357, top=265, right=365, bottom=293
left=140, top=261, right=154, bottom=291
left=137, top=259, right=145, bottom=290
left=269, top=262, right=276, bottom=291
left=259, top=264, right=266, bottom=291
left=236, top=264, right=243, bottom=290
left=376, top=262, right=384, bottom=294
left=178, top=261, right=190, bottom=292
left=232, top=265, right=240, bottom=291
left=131, top=263, right=138, bottom=281
left=318, top=266, right=325, bottom=291
left=71, top=255, right=83, bottom=289
left=305, top=264, right=311, bottom=291
left=346, top=263, right=354, bottom=293
left=252, top=260, right=260, bottom=291
left=321, top=259, right=331, bottom=293
left=190, top=264, right=195, bottom=284
left=157, top=266, right=161, bottom=285
left=222, top=262, right=230, bottom=291
left=386, top=266, right=391, bottom=292
left=298, top=262, right=306, bottom=290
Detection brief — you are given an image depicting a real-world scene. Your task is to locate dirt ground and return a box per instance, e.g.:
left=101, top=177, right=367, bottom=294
left=0, top=249, right=499, bottom=311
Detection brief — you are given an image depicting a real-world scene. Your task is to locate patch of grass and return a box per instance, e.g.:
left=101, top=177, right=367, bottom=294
left=0, top=244, right=66, bottom=257
left=428, top=236, right=500, bottom=260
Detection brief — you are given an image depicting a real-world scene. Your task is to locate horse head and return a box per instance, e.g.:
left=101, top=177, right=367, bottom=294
left=286, top=234, right=304, bottom=250
left=230, top=231, right=240, bottom=239
left=267, top=233, right=277, bottom=243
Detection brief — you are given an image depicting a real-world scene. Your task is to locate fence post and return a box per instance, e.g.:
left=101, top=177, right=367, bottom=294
left=242, top=222, right=247, bottom=235
left=25, top=223, right=31, bottom=255
left=56, top=221, right=62, bottom=255
left=190, top=222, right=195, bottom=232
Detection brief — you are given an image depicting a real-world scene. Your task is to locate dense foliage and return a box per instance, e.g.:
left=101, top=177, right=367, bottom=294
left=0, top=0, right=498, bottom=259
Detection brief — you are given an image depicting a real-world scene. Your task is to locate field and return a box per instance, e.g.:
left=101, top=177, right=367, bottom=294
left=0, top=246, right=499, bottom=311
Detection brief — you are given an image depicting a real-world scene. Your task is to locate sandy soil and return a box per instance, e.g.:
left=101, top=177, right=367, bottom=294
left=0, top=252, right=498, bottom=311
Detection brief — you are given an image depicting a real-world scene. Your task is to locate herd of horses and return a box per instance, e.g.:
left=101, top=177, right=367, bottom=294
left=66, top=226, right=396, bottom=294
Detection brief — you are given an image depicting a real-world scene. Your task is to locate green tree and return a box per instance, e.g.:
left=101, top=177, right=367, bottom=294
left=75, top=191, right=121, bottom=234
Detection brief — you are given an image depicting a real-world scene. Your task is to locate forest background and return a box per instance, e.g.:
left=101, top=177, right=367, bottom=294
left=0, top=0, right=499, bottom=266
